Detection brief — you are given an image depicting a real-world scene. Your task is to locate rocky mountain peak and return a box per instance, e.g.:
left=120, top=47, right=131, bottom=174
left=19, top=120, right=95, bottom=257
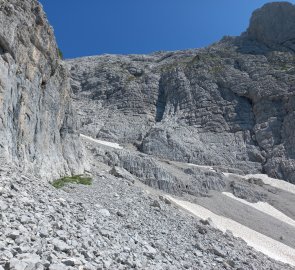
left=246, top=1, right=295, bottom=50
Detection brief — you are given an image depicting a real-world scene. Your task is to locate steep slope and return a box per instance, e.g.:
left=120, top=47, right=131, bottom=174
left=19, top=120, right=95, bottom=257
left=69, top=2, right=295, bottom=183
left=0, top=0, right=84, bottom=179
left=2, top=165, right=295, bottom=270
left=1, top=1, right=295, bottom=269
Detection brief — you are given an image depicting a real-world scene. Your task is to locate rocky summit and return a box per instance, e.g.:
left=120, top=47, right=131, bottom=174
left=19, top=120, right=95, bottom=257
left=1, top=1, right=295, bottom=270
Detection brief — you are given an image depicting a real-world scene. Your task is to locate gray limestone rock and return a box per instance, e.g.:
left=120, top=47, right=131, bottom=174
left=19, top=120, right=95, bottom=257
left=9, top=258, right=28, bottom=270
left=0, top=0, right=85, bottom=179
left=52, top=239, right=71, bottom=252
left=97, top=208, right=111, bottom=217
left=0, top=163, right=292, bottom=270
left=0, top=2, right=295, bottom=270
left=109, top=166, right=135, bottom=183
left=245, top=2, right=295, bottom=50
left=48, top=264, right=65, bottom=270
left=69, top=4, right=295, bottom=183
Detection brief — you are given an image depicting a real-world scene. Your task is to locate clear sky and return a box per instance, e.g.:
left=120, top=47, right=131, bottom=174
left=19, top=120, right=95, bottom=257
left=39, top=0, right=295, bottom=59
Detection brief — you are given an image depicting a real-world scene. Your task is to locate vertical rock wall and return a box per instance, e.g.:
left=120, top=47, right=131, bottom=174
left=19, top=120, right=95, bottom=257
left=0, top=0, right=84, bottom=179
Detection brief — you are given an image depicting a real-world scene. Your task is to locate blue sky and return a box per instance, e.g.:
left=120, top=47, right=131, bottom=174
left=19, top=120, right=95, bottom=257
left=39, top=0, right=295, bottom=59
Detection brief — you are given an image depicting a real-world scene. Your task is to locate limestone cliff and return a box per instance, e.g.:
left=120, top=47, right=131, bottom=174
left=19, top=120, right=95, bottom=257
left=68, top=2, right=295, bottom=183
left=0, top=3, right=294, bottom=269
left=245, top=1, right=295, bottom=50
left=0, top=0, right=84, bottom=179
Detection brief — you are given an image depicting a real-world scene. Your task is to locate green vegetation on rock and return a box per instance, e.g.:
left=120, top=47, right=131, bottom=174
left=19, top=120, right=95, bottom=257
left=58, top=48, right=63, bottom=59
left=51, top=175, right=92, bottom=189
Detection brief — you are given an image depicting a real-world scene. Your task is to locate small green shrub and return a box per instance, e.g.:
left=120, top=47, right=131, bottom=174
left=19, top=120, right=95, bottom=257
left=51, top=175, right=92, bottom=189
left=126, top=75, right=136, bottom=82
left=58, top=48, right=63, bottom=59
left=210, top=65, right=223, bottom=74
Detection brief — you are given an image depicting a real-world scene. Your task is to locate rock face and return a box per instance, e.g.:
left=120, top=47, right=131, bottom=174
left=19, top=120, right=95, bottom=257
left=68, top=2, right=295, bottom=183
left=245, top=2, right=295, bottom=50
left=84, top=137, right=227, bottom=197
left=1, top=2, right=295, bottom=269
left=0, top=0, right=84, bottom=179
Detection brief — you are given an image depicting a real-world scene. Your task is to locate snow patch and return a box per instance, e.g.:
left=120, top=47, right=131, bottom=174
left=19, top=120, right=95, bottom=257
left=166, top=195, right=295, bottom=267
left=224, top=173, right=295, bottom=195
left=80, top=134, right=123, bottom=149
left=187, top=163, right=215, bottom=171
left=222, top=192, right=295, bottom=228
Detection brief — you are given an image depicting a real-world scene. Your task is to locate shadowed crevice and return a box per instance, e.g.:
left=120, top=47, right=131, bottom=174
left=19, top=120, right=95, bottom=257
left=155, top=81, right=167, bottom=122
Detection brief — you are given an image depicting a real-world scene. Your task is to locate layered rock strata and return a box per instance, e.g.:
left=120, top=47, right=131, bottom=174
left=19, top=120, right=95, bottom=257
left=0, top=0, right=84, bottom=179
left=69, top=2, right=295, bottom=183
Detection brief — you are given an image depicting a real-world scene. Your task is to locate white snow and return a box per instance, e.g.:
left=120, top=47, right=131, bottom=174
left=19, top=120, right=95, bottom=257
left=187, top=163, right=215, bottom=171
left=223, top=172, right=295, bottom=195
left=245, top=174, right=295, bottom=195
left=185, top=163, right=295, bottom=196
left=222, top=192, right=295, bottom=228
left=80, top=134, right=123, bottom=149
left=165, top=195, right=295, bottom=267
